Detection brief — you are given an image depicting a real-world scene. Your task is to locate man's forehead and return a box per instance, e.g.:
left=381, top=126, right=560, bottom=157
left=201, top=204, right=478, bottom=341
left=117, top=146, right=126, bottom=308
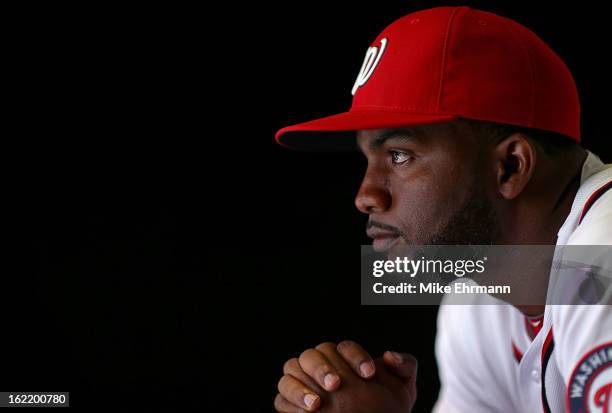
left=356, top=121, right=469, bottom=150
left=356, top=127, right=424, bottom=151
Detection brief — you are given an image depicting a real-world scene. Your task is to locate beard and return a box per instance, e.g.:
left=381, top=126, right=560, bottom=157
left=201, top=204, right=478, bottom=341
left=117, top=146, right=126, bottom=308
left=422, top=182, right=500, bottom=246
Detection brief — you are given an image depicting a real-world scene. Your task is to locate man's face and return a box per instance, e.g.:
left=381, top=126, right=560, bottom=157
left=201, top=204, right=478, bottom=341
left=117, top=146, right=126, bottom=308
left=355, top=121, right=500, bottom=250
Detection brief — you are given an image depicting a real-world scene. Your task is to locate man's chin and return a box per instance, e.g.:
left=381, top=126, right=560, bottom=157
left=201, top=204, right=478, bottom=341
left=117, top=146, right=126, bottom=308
left=372, top=236, right=403, bottom=253
left=387, top=243, right=426, bottom=261
left=369, top=233, right=427, bottom=261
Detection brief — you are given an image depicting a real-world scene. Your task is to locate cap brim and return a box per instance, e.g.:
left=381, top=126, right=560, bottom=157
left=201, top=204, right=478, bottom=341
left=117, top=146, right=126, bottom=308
left=275, top=109, right=458, bottom=150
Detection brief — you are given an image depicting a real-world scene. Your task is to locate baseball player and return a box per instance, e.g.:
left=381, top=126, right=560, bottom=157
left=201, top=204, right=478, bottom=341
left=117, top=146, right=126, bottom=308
left=273, top=6, right=612, bottom=413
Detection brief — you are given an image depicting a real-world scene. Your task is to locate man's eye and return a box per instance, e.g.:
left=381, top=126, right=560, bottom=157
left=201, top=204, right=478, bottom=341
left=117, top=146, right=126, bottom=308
left=390, top=150, right=413, bottom=165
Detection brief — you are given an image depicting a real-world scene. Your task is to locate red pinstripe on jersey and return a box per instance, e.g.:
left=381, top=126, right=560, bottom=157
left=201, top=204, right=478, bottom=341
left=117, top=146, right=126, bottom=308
left=578, top=180, right=612, bottom=225
left=541, top=328, right=555, bottom=413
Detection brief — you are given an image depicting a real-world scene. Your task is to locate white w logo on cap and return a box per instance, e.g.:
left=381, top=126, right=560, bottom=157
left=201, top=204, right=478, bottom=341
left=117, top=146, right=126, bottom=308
left=351, top=38, right=388, bottom=95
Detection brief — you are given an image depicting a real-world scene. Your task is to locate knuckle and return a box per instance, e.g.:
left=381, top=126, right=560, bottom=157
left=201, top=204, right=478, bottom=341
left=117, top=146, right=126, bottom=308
left=336, top=340, right=358, bottom=353
left=283, top=358, right=300, bottom=375
left=277, top=375, right=290, bottom=393
left=315, top=341, right=337, bottom=353
left=337, top=340, right=371, bottom=365
left=404, top=353, right=418, bottom=368
left=274, top=393, right=301, bottom=413
left=278, top=375, right=304, bottom=403
left=298, top=348, right=318, bottom=365
left=273, top=393, right=284, bottom=411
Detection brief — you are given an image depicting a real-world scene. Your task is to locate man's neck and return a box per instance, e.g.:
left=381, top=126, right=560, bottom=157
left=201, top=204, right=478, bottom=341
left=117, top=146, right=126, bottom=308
left=505, top=149, right=587, bottom=316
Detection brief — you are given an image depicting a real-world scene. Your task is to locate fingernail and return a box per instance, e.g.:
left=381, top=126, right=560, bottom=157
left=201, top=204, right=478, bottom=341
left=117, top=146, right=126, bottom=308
left=389, top=351, right=404, bottom=363
left=359, top=361, right=375, bottom=377
left=304, top=393, right=318, bottom=409
left=324, top=373, right=339, bottom=389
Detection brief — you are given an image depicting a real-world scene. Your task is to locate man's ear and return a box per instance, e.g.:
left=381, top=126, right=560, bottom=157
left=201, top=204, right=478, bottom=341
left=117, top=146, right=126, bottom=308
left=493, top=133, right=536, bottom=200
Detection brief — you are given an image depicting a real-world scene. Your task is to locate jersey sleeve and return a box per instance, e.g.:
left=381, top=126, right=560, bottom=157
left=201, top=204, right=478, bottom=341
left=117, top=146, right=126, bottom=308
left=554, top=189, right=612, bottom=411
left=552, top=305, right=612, bottom=411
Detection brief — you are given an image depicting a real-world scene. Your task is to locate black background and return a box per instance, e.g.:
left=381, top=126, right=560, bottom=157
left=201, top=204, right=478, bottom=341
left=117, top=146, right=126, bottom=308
left=7, top=1, right=611, bottom=412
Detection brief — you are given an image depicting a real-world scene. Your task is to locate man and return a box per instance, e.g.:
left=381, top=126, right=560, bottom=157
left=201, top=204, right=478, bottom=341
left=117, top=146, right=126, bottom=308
left=273, top=6, right=612, bottom=413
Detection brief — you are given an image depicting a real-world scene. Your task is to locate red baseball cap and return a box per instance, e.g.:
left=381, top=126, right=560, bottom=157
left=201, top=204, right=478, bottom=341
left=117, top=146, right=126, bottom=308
left=275, top=6, right=580, bottom=149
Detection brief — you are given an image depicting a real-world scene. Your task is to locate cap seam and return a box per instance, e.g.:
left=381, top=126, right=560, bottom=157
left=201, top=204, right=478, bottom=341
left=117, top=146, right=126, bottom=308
left=436, top=7, right=462, bottom=111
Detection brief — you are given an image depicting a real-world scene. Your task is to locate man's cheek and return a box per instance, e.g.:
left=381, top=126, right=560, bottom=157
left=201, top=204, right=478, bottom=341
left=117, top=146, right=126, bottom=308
left=396, top=197, right=443, bottom=236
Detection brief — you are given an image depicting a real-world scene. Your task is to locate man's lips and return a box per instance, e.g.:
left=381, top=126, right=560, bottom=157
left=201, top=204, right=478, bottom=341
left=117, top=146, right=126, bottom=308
left=366, top=226, right=403, bottom=252
left=366, top=227, right=400, bottom=239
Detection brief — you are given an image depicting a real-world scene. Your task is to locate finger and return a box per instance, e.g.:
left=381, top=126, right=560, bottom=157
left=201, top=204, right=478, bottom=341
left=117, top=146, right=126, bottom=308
left=298, top=348, right=341, bottom=390
left=383, top=351, right=418, bottom=392
left=274, top=393, right=309, bottom=413
left=314, top=342, right=355, bottom=378
left=283, top=358, right=325, bottom=394
left=278, top=374, right=321, bottom=412
left=336, top=340, right=376, bottom=379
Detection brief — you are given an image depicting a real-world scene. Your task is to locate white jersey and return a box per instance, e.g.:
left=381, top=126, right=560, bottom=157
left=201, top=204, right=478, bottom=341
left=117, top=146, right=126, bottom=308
left=434, top=151, right=612, bottom=413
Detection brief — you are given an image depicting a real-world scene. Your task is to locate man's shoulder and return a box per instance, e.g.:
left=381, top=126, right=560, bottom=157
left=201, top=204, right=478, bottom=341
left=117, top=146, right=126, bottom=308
left=568, top=181, right=612, bottom=245
left=564, top=156, right=612, bottom=245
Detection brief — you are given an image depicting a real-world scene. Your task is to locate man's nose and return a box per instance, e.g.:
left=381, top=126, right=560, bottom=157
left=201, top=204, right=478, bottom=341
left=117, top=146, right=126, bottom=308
left=354, top=168, right=391, bottom=214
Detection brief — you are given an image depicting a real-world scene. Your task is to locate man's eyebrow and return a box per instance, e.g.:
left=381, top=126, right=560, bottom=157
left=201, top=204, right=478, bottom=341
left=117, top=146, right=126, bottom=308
left=359, top=129, right=418, bottom=151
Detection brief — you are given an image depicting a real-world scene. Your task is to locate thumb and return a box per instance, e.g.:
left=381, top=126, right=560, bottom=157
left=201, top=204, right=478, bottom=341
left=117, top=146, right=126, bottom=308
left=382, top=351, right=418, bottom=389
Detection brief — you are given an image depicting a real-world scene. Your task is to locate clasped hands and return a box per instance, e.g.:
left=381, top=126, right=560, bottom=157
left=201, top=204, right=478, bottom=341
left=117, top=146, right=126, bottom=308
left=274, top=340, right=417, bottom=413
